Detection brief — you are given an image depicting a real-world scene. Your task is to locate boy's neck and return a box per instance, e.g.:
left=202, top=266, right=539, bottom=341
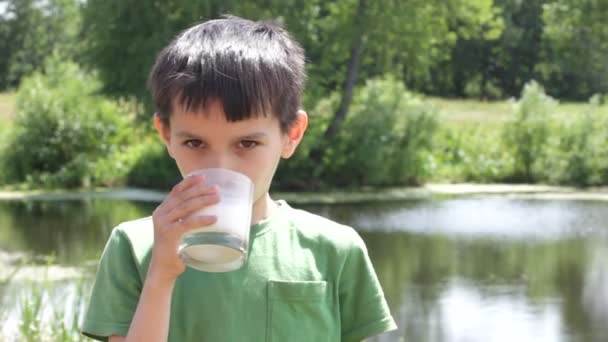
left=251, top=193, right=277, bottom=225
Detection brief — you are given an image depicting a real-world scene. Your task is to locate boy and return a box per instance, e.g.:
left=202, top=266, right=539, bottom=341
left=81, top=16, right=396, bottom=342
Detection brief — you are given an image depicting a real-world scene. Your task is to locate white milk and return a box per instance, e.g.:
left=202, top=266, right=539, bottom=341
left=188, top=200, right=252, bottom=238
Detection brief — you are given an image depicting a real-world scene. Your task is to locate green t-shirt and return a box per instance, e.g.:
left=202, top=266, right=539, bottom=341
left=82, top=200, right=397, bottom=341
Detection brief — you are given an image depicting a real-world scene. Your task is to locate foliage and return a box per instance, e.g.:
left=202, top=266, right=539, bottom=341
left=126, top=137, right=182, bottom=190
left=345, top=77, right=437, bottom=186
left=428, top=85, right=608, bottom=187
left=492, top=0, right=547, bottom=97
left=0, top=120, right=10, bottom=182
left=0, top=0, right=81, bottom=90
left=431, top=125, right=513, bottom=182
left=0, top=57, right=134, bottom=188
left=277, top=76, right=437, bottom=189
left=427, top=0, right=505, bottom=98
left=80, top=0, right=503, bottom=109
left=502, top=81, right=555, bottom=182
left=91, top=137, right=151, bottom=187
left=538, top=0, right=608, bottom=100
left=538, top=96, right=608, bottom=186
left=2, top=0, right=608, bottom=103
left=273, top=93, right=333, bottom=190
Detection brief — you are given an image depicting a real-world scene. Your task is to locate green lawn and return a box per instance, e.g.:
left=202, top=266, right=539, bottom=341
left=0, top=92, right=16, bottom=122
left=427, top=97, right=513, bottom=122
left=427, top=96, right=608, bottom=127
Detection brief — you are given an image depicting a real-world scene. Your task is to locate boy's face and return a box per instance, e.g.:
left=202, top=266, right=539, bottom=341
left=154, top=100, right=307, bottom=205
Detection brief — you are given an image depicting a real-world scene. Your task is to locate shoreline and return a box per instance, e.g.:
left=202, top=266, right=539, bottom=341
left=1, top=184, right=608, bottom=204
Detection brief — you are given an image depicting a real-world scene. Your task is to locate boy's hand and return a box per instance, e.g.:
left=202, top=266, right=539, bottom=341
left=149, top=173, right=220, bottom=281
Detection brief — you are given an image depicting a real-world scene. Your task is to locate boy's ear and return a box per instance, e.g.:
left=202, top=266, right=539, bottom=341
left=153, top=114, right=174, bottom=157
left=281, top=110, right=308, bottom=159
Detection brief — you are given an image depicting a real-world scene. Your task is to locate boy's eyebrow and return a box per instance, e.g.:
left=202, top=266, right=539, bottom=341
left=238, top=132, right=268, bottom=140
left=175, top=131, right=268, bottom=139
left=175, top=131, right=204, bottom=139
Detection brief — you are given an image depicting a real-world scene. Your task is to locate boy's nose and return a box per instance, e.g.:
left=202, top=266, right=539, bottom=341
left=204, top=153, right=232, bottom=170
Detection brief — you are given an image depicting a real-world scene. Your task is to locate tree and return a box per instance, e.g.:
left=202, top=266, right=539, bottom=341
left=315, top=0, right=367, bottom=145
left=81, top=0, right=318, bottom=97
left=424, top=0, right=504, bottom=98
left=81, top=0, right=502, bottom=151
left=310, top=0, right=503, bottom=160
left=492, top=0, right=547, bottom=97
left=538, top=0, right=608, bottom=99
left=0, top=0, right=80, bottom=90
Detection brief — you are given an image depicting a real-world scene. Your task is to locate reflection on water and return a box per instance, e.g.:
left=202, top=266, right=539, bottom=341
left=0, top=196, right=607, bottom=341
left=303, top=197, right=608, bottom=239
left=0, top=199, right=155, bottom=263
left=356, top=232, right=608, bottom=342
left=302, top=197, right=608, bottom=342
left=582, top=242, right=608, bottom=335
left=415, top=280, right=562, bottom=342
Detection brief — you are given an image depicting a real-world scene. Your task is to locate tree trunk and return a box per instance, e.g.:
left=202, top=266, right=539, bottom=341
left=309, top=0, right=367, bottom=163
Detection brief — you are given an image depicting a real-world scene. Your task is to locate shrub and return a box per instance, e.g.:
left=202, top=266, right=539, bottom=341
left=126, top=137, right=181, bottom=190
left=0, top=122, right=12, bottom=184
left=431, top=124, right=513, bottom=183
left=350, top=77, right=436, bottom=186
left=539, top=96, right=608, bottom=186
left=502, top=81, right=556, bottom=182
left=1, top=57, right=134, bottom=188
left=307, top=76, right=438, bottom=188
left=273, top=94, right=333, bottom=190
left=93, top=136, right=157, bottom=187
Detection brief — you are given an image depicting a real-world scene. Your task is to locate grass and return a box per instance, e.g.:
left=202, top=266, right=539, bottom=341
left=1, top=259, right=91, bottom=342
left=427, top=96, right=608, bottom=127
left=427, top=96, right=514, bottom=124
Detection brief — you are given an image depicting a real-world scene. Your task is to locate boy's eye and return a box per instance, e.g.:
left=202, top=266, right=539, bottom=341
left=238, top=140, right=259, bottom=149
left=183, top=139, right=205, bottom=149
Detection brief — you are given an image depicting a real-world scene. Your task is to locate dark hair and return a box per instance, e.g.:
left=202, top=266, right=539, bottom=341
left=148, top=16, right=305, bottom=132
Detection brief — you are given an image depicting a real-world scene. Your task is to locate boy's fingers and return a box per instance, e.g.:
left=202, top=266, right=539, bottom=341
left=156, top=176, right=202, bottom=215
left=162, top=180, right=216, bottom=214
left=169, top=174, right=205, bottom=196
left=174, top=214, right=217, bottom=235
left=167, top=193, right=220, bottom=222
left=175, top=184, right=219, bottom=204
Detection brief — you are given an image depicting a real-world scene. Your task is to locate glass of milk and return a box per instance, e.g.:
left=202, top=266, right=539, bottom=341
left=178, top=168, right=254, bottom=272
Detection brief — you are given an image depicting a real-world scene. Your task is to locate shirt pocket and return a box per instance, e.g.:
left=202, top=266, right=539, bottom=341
left=266, top=280, right=336, bottom=342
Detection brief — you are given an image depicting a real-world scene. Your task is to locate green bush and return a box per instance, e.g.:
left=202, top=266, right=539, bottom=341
left=334, top=77, right=437, bottom=187
left=93, top=136, right=156, bottom=187
left=290, top=76, right=438, bottom=189
left=0, top=122, right=12, bottom=185
left=126, top=137, right=181, bottom=190
left=431, top=125, right=513, bottom=183
left=1, top=58, right=134, bottom=188
left=273, top=93, right=334, bottom=190
left=502, top=80, right=556, bottom=182
left=539, top=97, right=608, bottom=186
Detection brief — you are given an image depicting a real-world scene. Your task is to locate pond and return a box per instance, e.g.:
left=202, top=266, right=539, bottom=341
left=1, top=195, right=607, bottom=341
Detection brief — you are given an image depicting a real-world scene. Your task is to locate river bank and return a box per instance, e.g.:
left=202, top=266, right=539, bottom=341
left=1, top=183, right=608, bottom=204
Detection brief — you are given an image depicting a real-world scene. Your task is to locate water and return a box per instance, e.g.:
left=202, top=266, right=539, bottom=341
left=1, top=195, right=607, bottom=341
left=302, top=198, right=608, bottom=342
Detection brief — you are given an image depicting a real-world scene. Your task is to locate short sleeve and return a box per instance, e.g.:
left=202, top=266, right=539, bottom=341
left=81, top=227, right=143, bottom=341
left=339, top=233, right=397, bottom=342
